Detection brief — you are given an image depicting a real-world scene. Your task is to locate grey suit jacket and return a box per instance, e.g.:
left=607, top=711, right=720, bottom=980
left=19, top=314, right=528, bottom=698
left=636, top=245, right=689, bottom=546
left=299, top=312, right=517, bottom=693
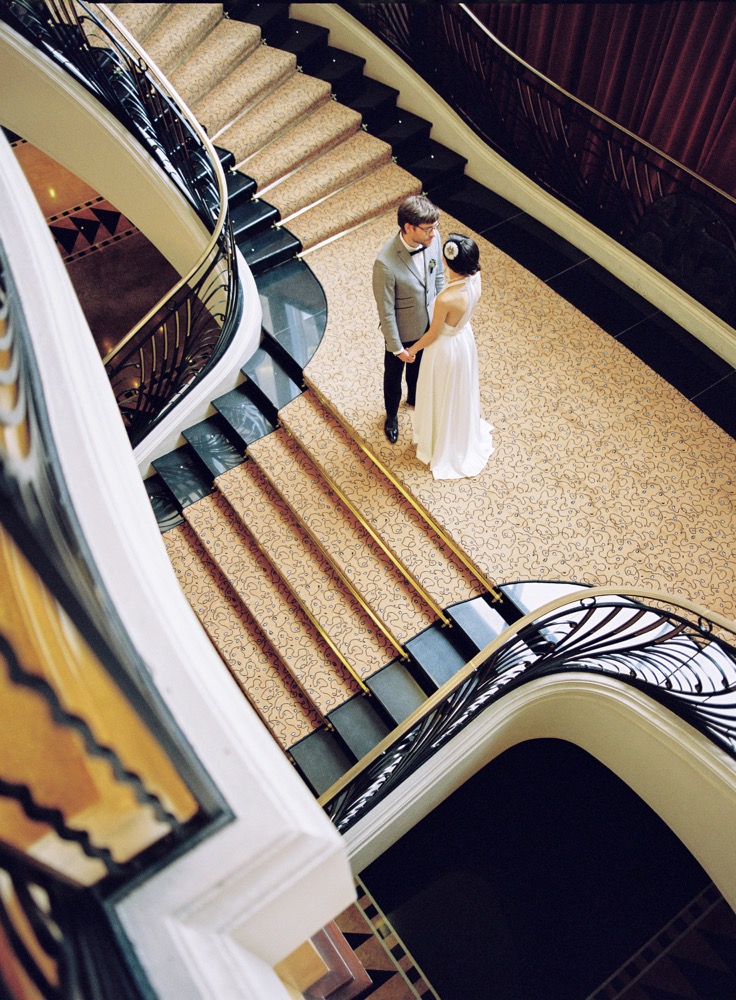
left=372, top=231, right=445, bottom=353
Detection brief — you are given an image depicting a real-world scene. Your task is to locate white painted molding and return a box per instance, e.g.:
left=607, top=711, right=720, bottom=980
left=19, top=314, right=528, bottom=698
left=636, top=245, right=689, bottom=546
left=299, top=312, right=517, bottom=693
left=292, top=4, right=736, bottom=366
left=343, top=672, right=736, bottom=911
left=0, top=126, right=353, bottom=999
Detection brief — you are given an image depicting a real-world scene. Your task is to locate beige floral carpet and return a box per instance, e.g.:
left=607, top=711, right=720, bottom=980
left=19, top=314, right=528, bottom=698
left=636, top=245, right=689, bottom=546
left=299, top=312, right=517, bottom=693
left=303, top=211, right=736, bottom=622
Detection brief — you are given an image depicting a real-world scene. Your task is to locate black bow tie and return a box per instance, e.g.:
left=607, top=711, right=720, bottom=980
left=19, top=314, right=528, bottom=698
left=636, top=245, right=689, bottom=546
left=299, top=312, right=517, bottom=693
left=409, top=246, right=426, bottom=256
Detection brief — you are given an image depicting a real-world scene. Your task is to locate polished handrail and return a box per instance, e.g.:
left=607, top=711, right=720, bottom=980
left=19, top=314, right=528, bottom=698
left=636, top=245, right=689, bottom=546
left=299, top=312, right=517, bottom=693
left=340, top=2, right=736, bottom=326
left=320, top=587, right=736, bottom=832
left=0, top=0, right=242, bottom=445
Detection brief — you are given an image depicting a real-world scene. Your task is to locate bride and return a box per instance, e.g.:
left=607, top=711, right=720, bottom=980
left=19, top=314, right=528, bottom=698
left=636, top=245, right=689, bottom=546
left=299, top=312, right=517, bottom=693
left=408, top=233, right=494, bottom=480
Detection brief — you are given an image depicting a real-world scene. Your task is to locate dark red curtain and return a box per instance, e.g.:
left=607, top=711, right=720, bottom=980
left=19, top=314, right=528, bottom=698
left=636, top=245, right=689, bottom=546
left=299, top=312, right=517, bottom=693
left=471, top=2, right=736, bottom=197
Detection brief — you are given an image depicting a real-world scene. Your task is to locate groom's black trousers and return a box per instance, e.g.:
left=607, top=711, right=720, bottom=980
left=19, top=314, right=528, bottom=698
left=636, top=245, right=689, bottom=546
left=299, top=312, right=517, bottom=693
left=384, top=340, right=422, bottom=420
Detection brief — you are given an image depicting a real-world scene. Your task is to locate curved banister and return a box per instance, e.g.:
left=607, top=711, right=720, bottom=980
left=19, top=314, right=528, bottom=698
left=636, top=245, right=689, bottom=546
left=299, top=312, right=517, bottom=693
left=0, top=0, right=242, bottom=445
left=340, top=2, right=736, bottom=329
left=320, top=586, right=736, bottom=832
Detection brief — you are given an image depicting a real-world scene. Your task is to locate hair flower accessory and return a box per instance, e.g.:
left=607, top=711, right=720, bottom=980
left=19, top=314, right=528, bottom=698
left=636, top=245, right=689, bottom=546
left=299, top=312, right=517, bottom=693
left=444, top=240, right=459, bottom=260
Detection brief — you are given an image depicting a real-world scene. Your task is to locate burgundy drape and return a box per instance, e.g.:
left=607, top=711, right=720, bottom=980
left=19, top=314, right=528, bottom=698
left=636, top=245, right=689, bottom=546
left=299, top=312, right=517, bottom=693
left=471, top=2, right=736, bottom=198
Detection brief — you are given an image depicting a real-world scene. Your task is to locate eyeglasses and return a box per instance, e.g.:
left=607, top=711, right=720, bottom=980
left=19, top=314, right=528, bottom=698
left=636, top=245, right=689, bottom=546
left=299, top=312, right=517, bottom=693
left=415, top=223, right=438, bottom=234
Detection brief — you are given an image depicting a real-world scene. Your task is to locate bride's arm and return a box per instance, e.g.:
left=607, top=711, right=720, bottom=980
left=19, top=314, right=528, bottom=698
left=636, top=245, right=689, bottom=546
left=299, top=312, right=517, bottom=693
left=409, top=293, right=451, bottom=356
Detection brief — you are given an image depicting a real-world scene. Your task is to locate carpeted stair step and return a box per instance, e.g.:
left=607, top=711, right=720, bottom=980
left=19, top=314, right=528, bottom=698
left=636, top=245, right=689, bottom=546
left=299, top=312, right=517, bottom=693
left=312, top=46, right=367, bottom=104
left=152, top=445, right=213, bottom=509
left=237, top=224, right=302, bottom=275
left=277, top=18, right=330, bottom=75
left=193, top=44, right=296, bottom=137
left=186, top=487, right=362, bottom=713
left=266, top=130, right=393, bottom=221
left=218, top=71, right=333, bottom=164
left=279, top=392, right=485, bottom=610
left=229, top=196, right=279, bottom=242
left=212, top=383, right=277, bottom=448
left=109, top=2, right=171, bottom=43
left=248, top=429, right=437, bottom=651
left=164, top=521, right=322, bottom=750
left=183, top=414, right=246, bottom=478
left=225, top=1, right=291, bottom=45
left=256, top=258, right=326, bottom=369
left=136, top=2, right=223, bottom=78
left=168, top=16, right=261, bottom=108
left=216, top=461, right=397, bottom=680
left=243, top=100, right=363, bottom=190
left=241, top=344, right=303, bottom=423
left=287, top=161, right=421, bottom=250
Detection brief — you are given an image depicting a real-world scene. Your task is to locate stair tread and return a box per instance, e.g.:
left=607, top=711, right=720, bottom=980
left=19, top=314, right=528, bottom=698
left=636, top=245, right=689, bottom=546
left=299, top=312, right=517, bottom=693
left=170, top=17, right=262, bottom=108
left=183, top=416, right=245, bottom=478
left=328, top=694, right=391, bottom=759
left=289, top=727, right=355, bottom=797
left=238, top=225, right=301, bottom=273
left=249, top=429, right=436, bottom=645
left=193, top=44, right=296, bottom=136
left=230, top=197, right=279, bottom=238
left=216, top=461, right=396, bottom=679
left=218, top=71, right=332, bottom=164
left=280, top=393, right=485, bottom=607
left=212, top=384, right=277, bottom=446
left=152, top=447, right=213, bottom=508
left=164, top=522, right=321, bottom=748
left=185, top=489, right=361, bottom=713
left=111, top=3, right=171, bottom=43
left=287, top=161, right=421, bottom=250
left=140, top=2, right=222, bottom=77
left=267, top=130, right=392, bottom=219
left=244, top=100, right=362, bottom=189
left=243, top=347, right=302, bottom=410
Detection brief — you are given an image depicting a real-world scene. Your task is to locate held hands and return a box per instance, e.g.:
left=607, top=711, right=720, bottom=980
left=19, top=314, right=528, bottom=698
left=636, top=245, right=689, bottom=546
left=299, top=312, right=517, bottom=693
left=397, top=349, right=416, bottom=363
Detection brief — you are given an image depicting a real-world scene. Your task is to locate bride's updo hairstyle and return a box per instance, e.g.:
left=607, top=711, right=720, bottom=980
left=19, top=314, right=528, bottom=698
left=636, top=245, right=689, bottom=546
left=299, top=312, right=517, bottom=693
left=443, top=233, right=481, bottom=276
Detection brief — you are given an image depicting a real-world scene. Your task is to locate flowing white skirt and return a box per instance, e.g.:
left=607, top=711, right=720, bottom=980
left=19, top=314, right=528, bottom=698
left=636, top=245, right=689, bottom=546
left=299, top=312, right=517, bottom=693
left=412, top=320, right=494, bottom=480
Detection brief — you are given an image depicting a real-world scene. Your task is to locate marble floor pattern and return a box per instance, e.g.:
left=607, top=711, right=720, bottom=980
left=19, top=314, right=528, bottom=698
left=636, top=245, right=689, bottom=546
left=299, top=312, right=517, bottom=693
left=302, top=210, right=736, bottom=623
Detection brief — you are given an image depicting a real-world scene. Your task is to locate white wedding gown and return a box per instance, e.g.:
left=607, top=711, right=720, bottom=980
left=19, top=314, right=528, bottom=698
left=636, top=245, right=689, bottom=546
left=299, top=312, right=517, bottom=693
left=412, top=273, right=494, bottom=480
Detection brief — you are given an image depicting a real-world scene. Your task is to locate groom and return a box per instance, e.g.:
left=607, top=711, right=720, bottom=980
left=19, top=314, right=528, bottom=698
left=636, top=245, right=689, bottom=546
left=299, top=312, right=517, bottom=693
left=373, top=195, right=445, bottom=443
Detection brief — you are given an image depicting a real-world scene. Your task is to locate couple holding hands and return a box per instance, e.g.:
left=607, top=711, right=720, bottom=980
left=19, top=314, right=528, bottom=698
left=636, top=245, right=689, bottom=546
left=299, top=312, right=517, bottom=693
left=372, top=195, right=494, bottom=481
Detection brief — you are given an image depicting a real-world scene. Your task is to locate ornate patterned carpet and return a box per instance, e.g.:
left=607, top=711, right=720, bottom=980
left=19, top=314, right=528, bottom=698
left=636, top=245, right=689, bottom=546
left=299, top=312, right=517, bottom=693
left=303, top=211, right=736, bottom=622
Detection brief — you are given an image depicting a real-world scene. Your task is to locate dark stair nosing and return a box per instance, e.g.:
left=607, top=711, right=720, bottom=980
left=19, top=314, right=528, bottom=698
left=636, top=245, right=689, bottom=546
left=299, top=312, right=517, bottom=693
left=230, top=196, right=280, bottom=241
left=277, top=18, right=330, bottom=74
left=224, top=1, right=291, bottom=44
left=212, top=384, right=277, bottom=448
left=237, top=225, right=302, bottom=275
left=146, top=474, right=185, bottom=533
left=348, top=76, right=400, bottom=130
left=366, top=660, right=429, bottom=726
left=401, top=139, right=468, bottom=194
left=405, top=623, right=472, bottom=689
left=152, top=445, right=214, bottom=509
left=261, top=330, right=305, bottom=387
left=289, top=726, right=357, bottom=797
left=312, top=45, right=367, bottom=102
left=226, top=169, right=258, bottom=206
left=447, top=596, right=511, bottom=654
left=182, top=413, right=246, bottom=478
left=327, top=694, right=392, bottom=760
left=374, top=106, right=432, bottom=157
left=242, top=348, right=303, bottom=417
left=215, top=144, right=236, bottom=173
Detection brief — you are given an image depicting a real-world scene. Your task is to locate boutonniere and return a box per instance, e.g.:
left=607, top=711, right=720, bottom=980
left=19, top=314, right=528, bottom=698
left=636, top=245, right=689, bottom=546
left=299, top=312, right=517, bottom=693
left=429, top=258, right=436, bottom=273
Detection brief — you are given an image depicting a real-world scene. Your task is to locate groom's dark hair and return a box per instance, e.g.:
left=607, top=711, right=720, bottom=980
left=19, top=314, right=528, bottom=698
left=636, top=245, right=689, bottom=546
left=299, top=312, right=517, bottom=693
left=398, top=195, right=440, bottom=231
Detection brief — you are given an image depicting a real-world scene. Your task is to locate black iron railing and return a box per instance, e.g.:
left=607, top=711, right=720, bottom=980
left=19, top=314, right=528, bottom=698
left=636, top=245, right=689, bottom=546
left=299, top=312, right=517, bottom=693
left=321, top=588, right=736, bottom=833
left=0, top=0, right=242, bottom=446
left=342, top=2, right=736, bottom=328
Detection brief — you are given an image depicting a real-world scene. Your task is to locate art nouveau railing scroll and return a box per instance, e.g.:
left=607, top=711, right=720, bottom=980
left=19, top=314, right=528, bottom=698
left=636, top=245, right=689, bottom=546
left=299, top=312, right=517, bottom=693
left=0, top=0, right=242, bottom=446
left=321, top=588, right=736, bottom=833
left=341, top=2, right=736, bottom=329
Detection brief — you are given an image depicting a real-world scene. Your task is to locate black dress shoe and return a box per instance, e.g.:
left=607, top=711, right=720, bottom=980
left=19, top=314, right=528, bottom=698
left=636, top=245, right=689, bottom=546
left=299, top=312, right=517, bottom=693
left=384, top=417, right=399, bottom=443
